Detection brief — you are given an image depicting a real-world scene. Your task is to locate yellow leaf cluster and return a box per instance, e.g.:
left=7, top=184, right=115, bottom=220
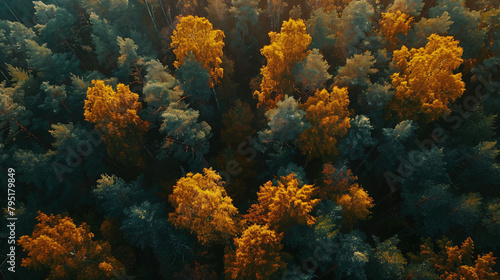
left=410, top=237, right=499, bottom=280
left=322, top=164, right=374, bottom=231
left=245, top=173, right=320, bottom=231
left=298, top=87, right=351, bottom=160
left=171, top=15, right=225, bottom=87
left=254, top=19, right=312, bottom=109
left=224, top=224, right=286, bottom=280
left=388, top=34, right=465, bottom=123
left=84, top=79, right=149, bottom=165
left=169, top=168, right=240, bottom=245
left=18, top=211, right=123, bottom=280
left=379, top=11, right=414, bottom=49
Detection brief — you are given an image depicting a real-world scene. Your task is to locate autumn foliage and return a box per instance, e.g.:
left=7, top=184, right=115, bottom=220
left=322, top=164, right=374, bottom=231
left=245, top=173, right=320, bottom=231
left=254, top=19, right=312, bottom=109
left=18, top=211, right=123, bottom=280
left=168, top=168, right=240, bottom=245
left=171, top=15, right=225, bottom=87
left=409, top=237, right=499, bottom=280
left=224, top=224, right=286, bottom=280
left=379, top=11, right=414, bottom=49
left=299, top=87, right=351, bottom=160
left=388, top=34, right=465, bottom=123
left=84, top=79, right=149, bottom=165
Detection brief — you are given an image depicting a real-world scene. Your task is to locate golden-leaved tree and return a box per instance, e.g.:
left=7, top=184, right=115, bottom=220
left=84, top=79, right=149, bottom=166
left=245, top=173, right=320, bottom=231
left=379, top=10, right=414, bottom=50
left=322, top=164, right=374, bottom=231
left=168, top=168, right=240, bottom=245
left=388, top=34, right=465, bottom=123
left=171, top=15, right=225, bottom=87
left=18, top=211, right=123, bottom=280
left=224, top=224, right=286, bottom=280
left=254, top=19, right=312, bottom=109
left=409, top=237, right=499, bottom=279
left=298, top=87, right=351, bottom=160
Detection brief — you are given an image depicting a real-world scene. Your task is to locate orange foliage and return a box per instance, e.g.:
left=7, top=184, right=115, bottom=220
left=84, top=80, right=149, bottom=166
left=298, top=87, right=351, bottom=160
left=388, top=34, right=465, bottom=123
left=18, top=211, right=123, bottom=280
left=168, top=168, right=240, bottom=245
left=410, top=237, right=499, bottom=280
left=245, top=173, right=320, bottom=231
left=224, top=224, right=286, bottom=280
left=254, top=19, right=312, bottom=109
left=322, top=164, right=374, bottom=231
left=171, top=15, right=225, bottom=87
left=379, top=11, right=414, bottom=49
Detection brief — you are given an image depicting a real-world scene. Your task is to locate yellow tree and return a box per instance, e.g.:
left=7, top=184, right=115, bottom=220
left=168, top=168, right=240, bottom=245
left=298, top=87, right=351, bottom=160
left=409, top=237, right=499, bottom=280
left=224, top=224, right=286, bottom=280
left=171, top=15, right=225, bottom=87
left=245, top=173, right=320, bottom=231
left=322, top=164, right=374, bottom=231
left=379, top=10, right=414, bottom=50
left=254, top=19, right=312, bottom=109
left=84, top=80, right=149, bottom=166
left=388, top=34, right=465, bottom=123
left=18, top=211, right=123, bottom=280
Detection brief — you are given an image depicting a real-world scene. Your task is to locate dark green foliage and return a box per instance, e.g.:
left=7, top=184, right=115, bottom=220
left=175, top=53, right=212, bottom=102
left=339, top=115, right=377, bottom=162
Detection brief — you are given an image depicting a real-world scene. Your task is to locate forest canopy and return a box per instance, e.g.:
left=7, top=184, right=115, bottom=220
left=0, top=0, right=499, bottom=279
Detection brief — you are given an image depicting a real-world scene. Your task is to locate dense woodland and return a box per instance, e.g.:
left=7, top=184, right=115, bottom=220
left=0, top=0, right=499, bottom=279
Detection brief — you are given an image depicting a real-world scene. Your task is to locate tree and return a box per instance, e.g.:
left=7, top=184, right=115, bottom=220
left=429, top=0, right=487, bottom=60
left=379, top=11, right=413, bottom=50
left=292, top=48, right=332, bottom=95
left=169, top=168, right=240, bottom=245
left=158, top=106, right=212, bottom=170
left=257, top=96, right=309, bottom=145
left=33, top=1, right=75, bottom=52
left=224, top=224, right=286, bottom=280
left=405, top=12, right=452, bottom=48
left=388, top=34, right=465, bottom=123
left=171, top=15, right=225, bottom=87
left=336, top=0, right=375, bottom=57
left=92, top=174, right=147, bottom=219
left=334, top=230, right=373, bottom=280
left=298, top=87, right=351, bottom=160
left=175, top=53, right=212, bottom=102
left=254, top=19, right=312, bottom=109
left=18, top=211, right=123, bottom=280
left=84, top=80, right=149, bottom=166
left=306, top=8, right=339, bottom=50
left=386, top=0, right=423, bottom=17
left=408, top=237, right=499, bottom=280
left=322, top=164, right=374, bottom=231
left=245, top=173, right=320, bottom=231
left=142, top=59, right=184, bottom=123
left=333, top=51, right=378, bottom=89
left=339, top=115, right=377, bottom=162
left=307, top=0, right=351, bottom=13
